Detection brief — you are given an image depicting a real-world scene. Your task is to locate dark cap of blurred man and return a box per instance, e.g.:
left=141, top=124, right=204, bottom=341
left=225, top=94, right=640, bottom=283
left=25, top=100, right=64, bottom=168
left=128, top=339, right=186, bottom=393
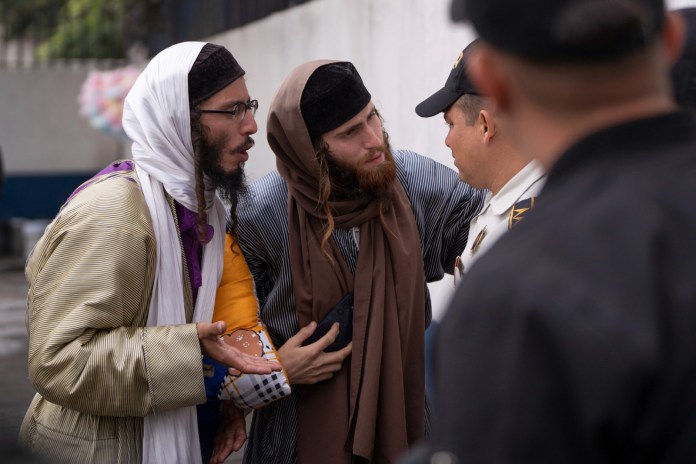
left=400, top=2, right=696, bottom=463
left=450, top=0, right=684, bottom=169
left=672, top=7, right=696, bottom=109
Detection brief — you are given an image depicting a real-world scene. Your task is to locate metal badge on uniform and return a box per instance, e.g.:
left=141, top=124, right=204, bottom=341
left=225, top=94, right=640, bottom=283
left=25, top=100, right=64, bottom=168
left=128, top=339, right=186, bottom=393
left=453, top=255, right=464, bottom=286
left=470, top=226, right=487, bottom=256
left=508, top=197, right=537, bottom=229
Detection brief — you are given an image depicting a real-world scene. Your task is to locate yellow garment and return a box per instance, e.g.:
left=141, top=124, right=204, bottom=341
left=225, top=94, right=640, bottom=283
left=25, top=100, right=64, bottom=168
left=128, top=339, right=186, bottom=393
left=213, top=235, right=291, bottom=409
left=214, top=235, right=259, bottom=332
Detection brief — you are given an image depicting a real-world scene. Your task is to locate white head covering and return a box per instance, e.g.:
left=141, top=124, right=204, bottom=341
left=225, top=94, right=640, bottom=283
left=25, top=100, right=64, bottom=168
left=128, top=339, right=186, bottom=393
left=122, top=41, right=226, bottom=464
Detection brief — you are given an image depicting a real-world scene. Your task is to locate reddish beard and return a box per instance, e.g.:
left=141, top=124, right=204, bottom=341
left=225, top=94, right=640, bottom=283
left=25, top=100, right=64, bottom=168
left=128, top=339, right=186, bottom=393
left=321, top=134, right=397, bottom=200
left=354, top=147, right=396, bottom=195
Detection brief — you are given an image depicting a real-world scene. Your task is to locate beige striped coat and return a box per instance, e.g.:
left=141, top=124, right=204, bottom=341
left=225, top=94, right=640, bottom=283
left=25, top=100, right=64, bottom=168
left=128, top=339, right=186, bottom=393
left=19, top=170, right=206, bottom=463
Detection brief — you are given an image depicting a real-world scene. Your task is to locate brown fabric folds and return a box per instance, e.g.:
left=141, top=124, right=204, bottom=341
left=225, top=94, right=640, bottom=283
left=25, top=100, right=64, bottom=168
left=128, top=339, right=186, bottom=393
left=267, top=60, right=426, bottom=463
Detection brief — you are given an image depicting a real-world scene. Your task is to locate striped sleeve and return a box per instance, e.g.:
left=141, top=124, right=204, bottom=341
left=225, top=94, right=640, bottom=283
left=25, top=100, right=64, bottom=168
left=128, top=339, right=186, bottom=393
left=394, top=150, right=485, bottom=280
left=25, top=177, right=205, bottom=417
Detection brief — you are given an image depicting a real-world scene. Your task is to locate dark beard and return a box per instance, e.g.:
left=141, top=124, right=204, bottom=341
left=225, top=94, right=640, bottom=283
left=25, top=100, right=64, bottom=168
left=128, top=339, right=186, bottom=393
left=198, top=133, right=251, bottom=204
left=321, top=131, right=397, bottom=201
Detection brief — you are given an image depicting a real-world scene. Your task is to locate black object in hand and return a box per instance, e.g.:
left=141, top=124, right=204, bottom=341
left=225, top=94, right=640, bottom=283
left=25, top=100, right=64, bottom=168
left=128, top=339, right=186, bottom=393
left=301, top=294, right=353, bottom=352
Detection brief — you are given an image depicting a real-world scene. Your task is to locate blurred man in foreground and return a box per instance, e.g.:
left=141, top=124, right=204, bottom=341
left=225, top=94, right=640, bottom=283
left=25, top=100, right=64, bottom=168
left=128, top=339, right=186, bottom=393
left=404, top=1, right=696, bottom=462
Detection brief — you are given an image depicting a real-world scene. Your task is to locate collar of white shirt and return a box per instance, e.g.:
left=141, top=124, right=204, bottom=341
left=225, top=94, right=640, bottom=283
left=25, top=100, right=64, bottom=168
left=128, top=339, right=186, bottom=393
left=488, top=161, right=547, bottom=216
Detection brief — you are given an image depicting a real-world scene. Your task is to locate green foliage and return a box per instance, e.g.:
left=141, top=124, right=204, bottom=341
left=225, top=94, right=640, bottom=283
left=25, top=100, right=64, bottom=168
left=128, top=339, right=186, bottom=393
left=0, top=0, right=126, bottom=59
left=0, top=0, right=67, bottom=39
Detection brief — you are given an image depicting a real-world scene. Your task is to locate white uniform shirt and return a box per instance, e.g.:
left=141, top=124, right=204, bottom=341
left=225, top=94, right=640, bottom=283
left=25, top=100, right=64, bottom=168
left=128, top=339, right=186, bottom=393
left=433, top=161, right=546, bottom=322
left=457, top=161, right=546, bottom=277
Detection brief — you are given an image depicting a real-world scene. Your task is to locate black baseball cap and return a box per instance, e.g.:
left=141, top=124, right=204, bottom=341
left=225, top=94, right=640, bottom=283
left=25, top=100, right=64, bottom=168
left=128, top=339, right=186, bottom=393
left=450, top=0, right=665, bottom=63
left=415, top=40, right=480, bottom=118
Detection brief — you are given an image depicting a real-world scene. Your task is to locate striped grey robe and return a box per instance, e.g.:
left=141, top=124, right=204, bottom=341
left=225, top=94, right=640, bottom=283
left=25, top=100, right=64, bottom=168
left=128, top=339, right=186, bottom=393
left=19, top=170, right=205, bottom=463
left=236, top=150, right=485, bottom=464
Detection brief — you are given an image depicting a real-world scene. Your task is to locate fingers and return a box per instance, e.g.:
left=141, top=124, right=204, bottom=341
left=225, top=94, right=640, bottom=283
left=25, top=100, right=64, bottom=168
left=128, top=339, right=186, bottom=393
left=311, top=372, right=336, bottom=383
left=197, top=321, right=227, bottom=339
left=285, top=321, right=345, bottom=353
left=210, top=438, right=237, bottom=464
left=296, top=321, right=341, bottom=354
left=212, top=320, right=227, bottom=336
left=210, top=403, right=247, bottom=464
left=285, top=321, right=318, bottom=347
left=210, top=343, right=281, bottom=374
left=318, top=356, right=346, bottom=375
left=300, top=361, right=343, bottom=384
left=333, top=341, right=353, bottom=360
left=295, top=348, right=350, bottom=384
left=276, top=323, right=351, bottom=385
left=210, top=439, right=236, bottom=464
left=313, top=322, right=341, bottom=351
left=209, top=450, right=224, bottom=464
left=229, top=351, right=281, bottom=374
left=231, top=427, right=247, bottom=451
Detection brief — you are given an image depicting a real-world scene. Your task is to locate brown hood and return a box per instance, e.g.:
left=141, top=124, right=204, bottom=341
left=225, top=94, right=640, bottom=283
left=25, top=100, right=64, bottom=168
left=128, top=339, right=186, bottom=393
left=267, top=60, right=426, bottom=463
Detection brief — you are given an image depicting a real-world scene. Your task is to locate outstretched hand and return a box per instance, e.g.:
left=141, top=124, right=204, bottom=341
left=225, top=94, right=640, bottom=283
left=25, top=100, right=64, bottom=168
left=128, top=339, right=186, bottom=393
left=278, top=321, right=352, bottom=384
left=198, top=321, right=281, bottom=375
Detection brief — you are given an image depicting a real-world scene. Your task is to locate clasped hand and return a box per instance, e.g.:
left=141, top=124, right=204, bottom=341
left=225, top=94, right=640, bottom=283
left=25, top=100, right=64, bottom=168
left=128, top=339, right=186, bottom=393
left=278, top=321, right=353, bottom=384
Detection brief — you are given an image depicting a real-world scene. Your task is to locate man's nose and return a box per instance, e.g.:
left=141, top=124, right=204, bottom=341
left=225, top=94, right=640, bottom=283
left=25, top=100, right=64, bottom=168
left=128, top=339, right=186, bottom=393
left=241, top=110, right=258, bottom=135
left=365, top=125, right=382, bottom=148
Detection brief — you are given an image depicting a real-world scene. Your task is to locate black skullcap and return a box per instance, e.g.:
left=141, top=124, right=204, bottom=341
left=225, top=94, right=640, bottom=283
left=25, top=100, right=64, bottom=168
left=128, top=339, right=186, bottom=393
left=416, top=40, right=480, bottom=117
left=672, top=8, right=696, bottom=110
left=188, top=43, right=245, bottom=107
left=300, top=62, right=372, bottom=140
left=451, top=0, right=665, bottom=63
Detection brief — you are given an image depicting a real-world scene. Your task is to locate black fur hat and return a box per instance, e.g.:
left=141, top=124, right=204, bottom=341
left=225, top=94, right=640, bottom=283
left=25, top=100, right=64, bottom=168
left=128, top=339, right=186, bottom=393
left=188, top=43, right=245, bottom=107
left=300, top=62, right=372, bottom=141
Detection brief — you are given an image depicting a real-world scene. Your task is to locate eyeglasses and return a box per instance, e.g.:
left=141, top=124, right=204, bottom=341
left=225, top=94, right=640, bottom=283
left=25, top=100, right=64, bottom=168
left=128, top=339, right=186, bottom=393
left=198, top=99, right=258, bottom=123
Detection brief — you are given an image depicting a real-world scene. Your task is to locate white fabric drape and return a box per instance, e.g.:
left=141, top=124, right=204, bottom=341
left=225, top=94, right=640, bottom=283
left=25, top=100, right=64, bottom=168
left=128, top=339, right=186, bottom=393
left=122, top=41, right=226, bottom=464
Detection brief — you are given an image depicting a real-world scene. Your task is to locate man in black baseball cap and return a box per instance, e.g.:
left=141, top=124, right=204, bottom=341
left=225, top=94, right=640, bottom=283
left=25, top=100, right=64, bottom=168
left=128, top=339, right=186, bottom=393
left=401, top=1, right=696, bottom=463
left=414, top=40, right=544, bottom=381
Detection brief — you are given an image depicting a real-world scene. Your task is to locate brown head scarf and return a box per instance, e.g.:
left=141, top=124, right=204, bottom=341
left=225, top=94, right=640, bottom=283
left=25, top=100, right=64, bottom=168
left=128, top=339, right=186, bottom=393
left=267, top=60, right=426, bottom=463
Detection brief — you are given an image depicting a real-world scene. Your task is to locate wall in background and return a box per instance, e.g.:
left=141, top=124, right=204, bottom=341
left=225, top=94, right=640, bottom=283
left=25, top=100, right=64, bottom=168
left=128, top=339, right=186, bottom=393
left=209, top=0, right=476, bottom=181
left=0, top=67, right=121, bottom=220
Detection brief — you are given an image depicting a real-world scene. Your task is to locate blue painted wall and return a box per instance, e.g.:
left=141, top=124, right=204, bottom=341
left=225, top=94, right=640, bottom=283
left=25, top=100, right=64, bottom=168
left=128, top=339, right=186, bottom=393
left=0, top=173, right=93, bottom=220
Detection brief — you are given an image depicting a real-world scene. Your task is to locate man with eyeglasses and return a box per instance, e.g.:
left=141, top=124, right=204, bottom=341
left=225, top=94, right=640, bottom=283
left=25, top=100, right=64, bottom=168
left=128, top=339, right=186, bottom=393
left=19, top=42, right=281, bottom=464
left=214, top=60, right=484, bottom=464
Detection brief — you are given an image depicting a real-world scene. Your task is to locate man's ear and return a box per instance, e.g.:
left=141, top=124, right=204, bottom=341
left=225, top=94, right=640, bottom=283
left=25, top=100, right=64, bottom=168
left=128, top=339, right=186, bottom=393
left=478, top=109, right=497, bottom=145
left=664, top=11, right=686, bottom=65
left=468, top=45, right=510, bottom=113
